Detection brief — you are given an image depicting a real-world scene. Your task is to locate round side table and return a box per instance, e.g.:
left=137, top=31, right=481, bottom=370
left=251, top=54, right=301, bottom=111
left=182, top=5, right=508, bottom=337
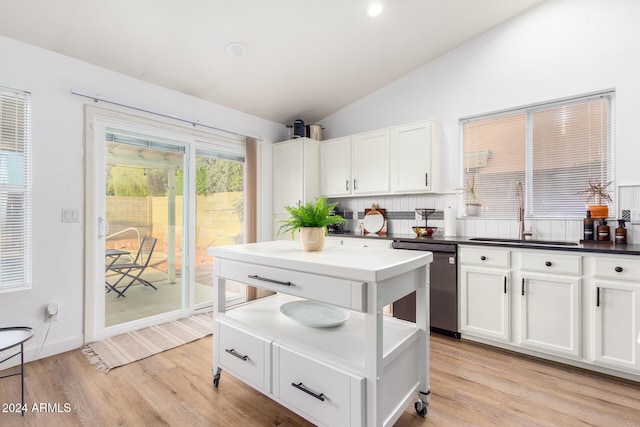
left=0, top=327, right=35, bottom=416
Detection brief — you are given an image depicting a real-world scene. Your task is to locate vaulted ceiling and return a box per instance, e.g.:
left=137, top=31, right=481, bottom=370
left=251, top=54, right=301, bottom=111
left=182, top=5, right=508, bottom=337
left=0, top=0, right=544, bottom=124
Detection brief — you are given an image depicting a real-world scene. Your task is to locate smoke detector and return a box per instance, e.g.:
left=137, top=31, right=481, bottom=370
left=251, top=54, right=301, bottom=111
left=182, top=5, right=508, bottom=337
left=226, top=42, right=247, bottom=57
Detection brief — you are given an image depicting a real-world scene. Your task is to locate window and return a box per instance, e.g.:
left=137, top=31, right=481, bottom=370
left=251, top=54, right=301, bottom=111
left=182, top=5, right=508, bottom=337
left=0, top=87, right=31, bottom=292
left=462, top=92, right=614, bottom=218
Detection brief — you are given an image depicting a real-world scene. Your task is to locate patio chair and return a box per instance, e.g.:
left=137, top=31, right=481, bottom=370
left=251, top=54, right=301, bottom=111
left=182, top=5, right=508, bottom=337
left=107, top=236, right=158, bottom=297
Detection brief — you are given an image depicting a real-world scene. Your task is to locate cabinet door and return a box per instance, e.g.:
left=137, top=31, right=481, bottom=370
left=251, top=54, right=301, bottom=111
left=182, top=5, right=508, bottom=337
left=519, top=273, right=581, bottom=358
left=593, top=280, right=640, bottom=372
left=460, top=266, right=510, bottom=341
left=320, top=137, right=351, bottom=197
left=273, top=140, right=303, bottom=214
left=390, top=121, right=434, bottom=193
left=351, top=130, right=389, bottom=195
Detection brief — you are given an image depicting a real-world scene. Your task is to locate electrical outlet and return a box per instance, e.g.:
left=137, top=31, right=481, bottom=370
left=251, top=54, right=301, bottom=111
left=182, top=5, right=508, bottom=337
left=631, top=209, right=640, bottom=225
left=45, top=303, right=59, bottom=322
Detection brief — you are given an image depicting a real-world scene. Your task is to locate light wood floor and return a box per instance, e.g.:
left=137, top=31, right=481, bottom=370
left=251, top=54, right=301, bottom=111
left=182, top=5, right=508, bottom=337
left=1, top=334, right=639, bottom=426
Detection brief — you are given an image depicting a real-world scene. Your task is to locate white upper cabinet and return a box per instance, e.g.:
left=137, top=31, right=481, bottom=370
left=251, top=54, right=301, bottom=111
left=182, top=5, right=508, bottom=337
left=320, top=129, right=390, bottom=197
left=273, top=138, right=320, bottom=240
left=273, top=138, right=319, bottom=214
left=319, top=137, right=351, bottom=197
left=320, top=120, right=442, bottom=198
left=351, top=129, right=390, bottom=195
left=390, top=121, right=442, bottom=193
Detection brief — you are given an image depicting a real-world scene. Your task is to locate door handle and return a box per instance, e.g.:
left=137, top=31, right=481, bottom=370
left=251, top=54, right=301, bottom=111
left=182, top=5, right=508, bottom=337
left=98, top=217, right=109, bottom=239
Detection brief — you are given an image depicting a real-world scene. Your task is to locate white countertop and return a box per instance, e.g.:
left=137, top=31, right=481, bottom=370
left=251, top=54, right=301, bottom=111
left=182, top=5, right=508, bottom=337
left=209, top=240, right=432, bottom=282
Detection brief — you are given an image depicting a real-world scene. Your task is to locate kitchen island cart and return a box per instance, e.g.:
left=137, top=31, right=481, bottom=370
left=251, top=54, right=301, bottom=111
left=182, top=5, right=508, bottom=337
left=209, top=240, right=432, bottom=426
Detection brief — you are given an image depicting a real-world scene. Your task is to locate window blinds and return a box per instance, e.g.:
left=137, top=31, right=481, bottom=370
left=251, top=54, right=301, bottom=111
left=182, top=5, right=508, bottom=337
left=462, top=92, right=614, bottom=218
left=0, top=88, right=31, bottom=292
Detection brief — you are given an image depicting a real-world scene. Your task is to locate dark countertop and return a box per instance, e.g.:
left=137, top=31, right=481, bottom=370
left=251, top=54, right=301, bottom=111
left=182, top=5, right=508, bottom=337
left=328, top=232, right=640, bottom=256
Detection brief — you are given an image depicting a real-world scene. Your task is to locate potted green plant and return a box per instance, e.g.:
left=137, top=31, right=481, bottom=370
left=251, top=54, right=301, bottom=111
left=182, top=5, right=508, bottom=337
left=580, top=178, right=613, bottom=218
left=457, top=176, right=482, bottom=217
left=278, top=197, right=346, bottom=251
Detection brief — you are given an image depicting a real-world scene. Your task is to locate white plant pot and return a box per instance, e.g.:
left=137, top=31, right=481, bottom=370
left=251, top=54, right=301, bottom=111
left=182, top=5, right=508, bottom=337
left=466, top=203, right=482, bottom=217
left=300, top=227, right=326, bottom=252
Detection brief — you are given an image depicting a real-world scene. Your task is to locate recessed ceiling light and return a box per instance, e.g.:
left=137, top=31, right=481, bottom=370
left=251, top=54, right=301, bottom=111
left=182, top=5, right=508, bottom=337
left=367, top=2, right=383, bottom=17
left=226, top=42, right=246, bottom=57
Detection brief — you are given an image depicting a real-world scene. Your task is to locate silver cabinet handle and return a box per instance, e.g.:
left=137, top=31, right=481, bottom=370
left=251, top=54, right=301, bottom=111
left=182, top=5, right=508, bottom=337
left=353, top=179, right=357, bottom=190
left=225, top=348, right=249, bottom=361
left=346, top=179, right=349, bottom=191
left=291, top=382, right=325, bottom=401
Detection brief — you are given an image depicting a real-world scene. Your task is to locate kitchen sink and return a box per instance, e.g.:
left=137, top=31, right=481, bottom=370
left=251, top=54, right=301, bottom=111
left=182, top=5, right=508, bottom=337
left=469, top=237, right=579, bottom=246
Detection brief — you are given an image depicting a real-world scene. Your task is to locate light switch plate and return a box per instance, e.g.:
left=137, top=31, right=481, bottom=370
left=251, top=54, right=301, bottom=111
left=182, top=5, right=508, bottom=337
left=630, top=209, right=640, bottom=224
left=61, top=208, right=80, bottom=223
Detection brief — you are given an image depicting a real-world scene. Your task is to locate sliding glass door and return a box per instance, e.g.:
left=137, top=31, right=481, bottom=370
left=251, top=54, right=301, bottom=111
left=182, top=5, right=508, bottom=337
left=194, top=148, right=246, bottom=307
left=85, top=107, right=246, bottom=341
left=104, top=131, right=186, bottom=327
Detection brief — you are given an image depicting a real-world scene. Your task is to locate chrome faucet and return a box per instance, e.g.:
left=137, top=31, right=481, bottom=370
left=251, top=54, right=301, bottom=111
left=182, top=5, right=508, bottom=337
left=516, top=181, right=532, bottom=240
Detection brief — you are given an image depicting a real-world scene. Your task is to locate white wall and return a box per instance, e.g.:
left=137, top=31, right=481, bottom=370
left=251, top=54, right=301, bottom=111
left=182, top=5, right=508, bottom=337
left=321, top=0, right=640, bottom=192
left=0, top=35, right=282, bottom=362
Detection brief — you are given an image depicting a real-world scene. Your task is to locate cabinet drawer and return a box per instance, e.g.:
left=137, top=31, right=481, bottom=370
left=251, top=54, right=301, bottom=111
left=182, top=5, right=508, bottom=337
left=217, top=320, right=270, bottom=391
left=460, top=246, right=510, bottom=268
left=519, top=252, right=582, bottom=275
left=594, top=256, right=640, bottom=281
left=218, top=259, right=367, bottom=312
left=274, top=345, right=364, bottom=427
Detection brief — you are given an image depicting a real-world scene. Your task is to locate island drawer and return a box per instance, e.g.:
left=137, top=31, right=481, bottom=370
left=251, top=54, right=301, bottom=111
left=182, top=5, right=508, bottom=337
left=218, top=259, right=367, bottom=312
left=593, top=256, right=640, bottom=281
left=460, top=246, right=510, bottom=268
left=217, top=320, right=271, bottom=392
left=519, top=251, right=582, bottom=275
left=273, top=344, right=364, bottom=427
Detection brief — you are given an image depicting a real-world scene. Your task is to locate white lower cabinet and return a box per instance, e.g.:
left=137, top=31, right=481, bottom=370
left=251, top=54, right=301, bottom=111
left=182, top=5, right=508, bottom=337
left=460, top=266, right=510, bottom=341
left=518, top=272, right=581, bottom=357
left=517, top=251, right=582, bottom=358
left=592, top=256, right=640, bottom=373
left=459, top=246, right=511, bottom=341
left=459, top=245, right=640, bottom=381
left=274, top=344, right=364, bottom=427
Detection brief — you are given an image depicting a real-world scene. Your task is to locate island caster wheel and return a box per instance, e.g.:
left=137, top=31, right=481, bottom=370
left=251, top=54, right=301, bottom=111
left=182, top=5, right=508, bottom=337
left=415, top=401, right=427, bottom=417
left=213, top=367, right=222, bottom=388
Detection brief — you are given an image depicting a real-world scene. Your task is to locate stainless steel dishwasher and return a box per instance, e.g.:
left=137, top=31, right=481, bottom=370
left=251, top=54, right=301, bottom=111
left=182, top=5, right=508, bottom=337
left=391, top=240, right=459, bottom=338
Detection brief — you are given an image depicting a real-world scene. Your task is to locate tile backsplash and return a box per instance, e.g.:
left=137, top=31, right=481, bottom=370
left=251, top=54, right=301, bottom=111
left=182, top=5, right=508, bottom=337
left=617, top=185, right=640, bottom=244
left=330, top=184, right=640, bottom=244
